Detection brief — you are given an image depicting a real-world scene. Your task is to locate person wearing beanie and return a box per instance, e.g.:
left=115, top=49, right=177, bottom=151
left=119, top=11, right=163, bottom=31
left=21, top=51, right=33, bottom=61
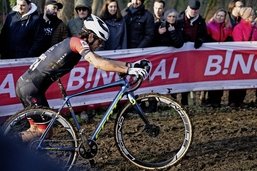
left=67, top=0, right=92, bottom=36
left=0, top=0, right=40, bottom=59
left=122, top=0, right=154, bottom=48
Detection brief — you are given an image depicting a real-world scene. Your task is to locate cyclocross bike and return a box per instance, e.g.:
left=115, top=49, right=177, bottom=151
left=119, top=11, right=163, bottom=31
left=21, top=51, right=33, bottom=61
left=2, top=67, right=192, bottom=170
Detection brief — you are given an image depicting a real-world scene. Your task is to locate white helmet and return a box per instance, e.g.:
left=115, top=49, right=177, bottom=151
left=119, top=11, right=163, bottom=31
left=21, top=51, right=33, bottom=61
left=83, top=14, right=109, bottom=41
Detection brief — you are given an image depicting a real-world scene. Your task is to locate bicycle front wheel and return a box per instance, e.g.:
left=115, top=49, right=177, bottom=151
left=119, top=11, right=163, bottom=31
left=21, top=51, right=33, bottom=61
left=115, top=93, right=192, bottom=170
left=2, top=108, right=78, bottom=170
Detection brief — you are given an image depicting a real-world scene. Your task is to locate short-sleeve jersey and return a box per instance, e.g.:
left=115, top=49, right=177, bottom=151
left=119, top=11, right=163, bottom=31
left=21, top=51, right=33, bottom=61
left=29, top=37, right=90, bottom=80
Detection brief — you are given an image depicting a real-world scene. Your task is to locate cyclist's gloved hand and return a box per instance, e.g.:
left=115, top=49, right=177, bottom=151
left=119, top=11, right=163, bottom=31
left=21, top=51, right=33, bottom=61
left=127, top=67, right=148, bottom=79
left=129, top=59, right=150, bottom=68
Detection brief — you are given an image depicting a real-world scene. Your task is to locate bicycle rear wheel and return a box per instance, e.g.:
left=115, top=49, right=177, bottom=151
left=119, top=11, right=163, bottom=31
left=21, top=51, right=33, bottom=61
left=115, top=93, right=192, bottom=170
left=2, top=108, right=78, bottom=171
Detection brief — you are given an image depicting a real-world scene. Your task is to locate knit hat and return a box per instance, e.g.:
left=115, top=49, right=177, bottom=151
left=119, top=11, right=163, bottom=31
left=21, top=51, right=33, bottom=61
left=239, top=7, right=254, bottom=20
left=188, top=0, right=200, bottom=10
left=75, top=0, right=91, bottom=9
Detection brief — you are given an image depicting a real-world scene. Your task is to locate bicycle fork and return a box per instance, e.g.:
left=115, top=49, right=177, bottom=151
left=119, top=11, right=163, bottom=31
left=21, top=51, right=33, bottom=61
left=128, top=93, right=160, bottom=137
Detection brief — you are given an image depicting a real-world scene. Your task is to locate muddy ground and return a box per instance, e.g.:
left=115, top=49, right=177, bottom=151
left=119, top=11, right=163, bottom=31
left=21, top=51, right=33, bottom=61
left=70, top=90, right=257, bottom=171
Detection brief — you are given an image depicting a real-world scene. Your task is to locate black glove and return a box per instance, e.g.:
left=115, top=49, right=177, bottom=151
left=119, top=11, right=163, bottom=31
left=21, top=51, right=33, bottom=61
left=133, top=59, right=151, bottom=73
left=127, top=59, right=150, bottom=71
left=194, top=39, right=203, bottom=49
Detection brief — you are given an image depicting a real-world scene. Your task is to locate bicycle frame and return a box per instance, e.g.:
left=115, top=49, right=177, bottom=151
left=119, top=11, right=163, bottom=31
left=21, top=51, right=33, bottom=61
left=45, top=77, right=147, bottom=143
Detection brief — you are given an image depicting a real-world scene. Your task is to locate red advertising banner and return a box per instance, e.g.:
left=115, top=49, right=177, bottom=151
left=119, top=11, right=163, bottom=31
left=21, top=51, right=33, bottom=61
left=1, top=42, right=257, bottom=116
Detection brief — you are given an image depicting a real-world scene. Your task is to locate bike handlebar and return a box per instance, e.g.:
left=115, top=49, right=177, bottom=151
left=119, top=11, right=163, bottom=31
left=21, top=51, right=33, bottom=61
left=126, top=75, right=144, bottom=93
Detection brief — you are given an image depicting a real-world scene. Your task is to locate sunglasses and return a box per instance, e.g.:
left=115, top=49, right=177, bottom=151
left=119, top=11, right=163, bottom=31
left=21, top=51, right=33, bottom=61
left=76, top=7, right=88, bottom=12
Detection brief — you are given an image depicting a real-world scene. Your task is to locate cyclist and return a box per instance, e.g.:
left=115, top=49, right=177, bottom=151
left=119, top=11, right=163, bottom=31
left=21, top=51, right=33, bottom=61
left=16, top=14, right=148, bottom=141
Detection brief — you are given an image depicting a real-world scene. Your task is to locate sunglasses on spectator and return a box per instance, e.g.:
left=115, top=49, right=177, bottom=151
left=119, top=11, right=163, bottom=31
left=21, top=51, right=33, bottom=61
left=76, top=7, right=88, bottom=12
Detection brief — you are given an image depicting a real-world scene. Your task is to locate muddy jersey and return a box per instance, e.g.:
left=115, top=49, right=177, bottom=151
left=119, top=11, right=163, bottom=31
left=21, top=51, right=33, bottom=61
left=28, top=37, right=90, bottom=81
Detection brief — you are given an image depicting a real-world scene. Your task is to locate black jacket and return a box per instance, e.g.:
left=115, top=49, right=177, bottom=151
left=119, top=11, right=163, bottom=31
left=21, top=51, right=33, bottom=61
left=153, top=21, right=184, bottom=48
left=122, top=5, right=154, bottom=48
left=28, top=15, right=68, bottom=56
left=177, top=11, right=208, bottom=43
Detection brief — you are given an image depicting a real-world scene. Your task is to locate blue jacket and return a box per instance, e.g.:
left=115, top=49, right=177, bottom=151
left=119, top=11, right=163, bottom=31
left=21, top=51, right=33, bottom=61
left=0, top=3, right=40, bottom=59
left=102, top=18, right=127, bottom=50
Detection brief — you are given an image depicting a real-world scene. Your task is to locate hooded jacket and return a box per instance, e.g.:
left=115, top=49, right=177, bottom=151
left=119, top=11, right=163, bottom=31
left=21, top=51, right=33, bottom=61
left=67, top=0, right=91, bottom=36
left=0, top=3, right=40, bottom=59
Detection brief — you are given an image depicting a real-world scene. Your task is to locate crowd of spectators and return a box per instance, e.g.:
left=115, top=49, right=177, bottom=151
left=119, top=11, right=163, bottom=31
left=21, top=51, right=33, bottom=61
left=0, top=0, right=255, bottom=108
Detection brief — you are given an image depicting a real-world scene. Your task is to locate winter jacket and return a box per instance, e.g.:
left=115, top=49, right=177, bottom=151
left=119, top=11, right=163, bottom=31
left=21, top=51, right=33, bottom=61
left=122, top=5, right=154, bottom=49
left=101, top=18, right=127, bottom=50
left=29, top=15, right=68, bottom=56
left=177, top=11, right=208, bottom=43
left=153, top=21, right=184, bottom=48
left=67, top=0, right=91, bottom=36
left=232, top=19, right=257, bottom=41
left=207, top=20, right=232, bottom=42
left=67, top=17, right=84, bottom=36
left=0, top=3, right=40, bottom=59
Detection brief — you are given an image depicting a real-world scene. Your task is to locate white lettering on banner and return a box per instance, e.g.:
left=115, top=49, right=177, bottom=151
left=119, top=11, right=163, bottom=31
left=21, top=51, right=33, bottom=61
left=205, top=55, right=223, bottom=76
left=168, top=57, right=179, bottom=78
left=205, top=51, right=256, bottom=76
left=223, top=51, right=232, bottom=75
left=151, top=58, right=179, bottom=80
left=0, top=74, right=16, bottom=98
left=67, top=66, right=118, bottom=91
left=231, top=54, right=254, bottom=74
left=67, top=67, right=86, bottom=91
left=3, top=42, right=257, bottom=117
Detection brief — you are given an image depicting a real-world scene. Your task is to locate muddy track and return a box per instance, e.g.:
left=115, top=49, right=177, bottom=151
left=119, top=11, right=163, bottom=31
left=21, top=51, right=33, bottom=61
left=70, top=104, right=257, bottom=171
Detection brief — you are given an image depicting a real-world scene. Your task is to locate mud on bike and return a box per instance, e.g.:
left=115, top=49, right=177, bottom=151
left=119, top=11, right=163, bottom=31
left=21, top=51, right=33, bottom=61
left=2, top=68, right=192, bottom=170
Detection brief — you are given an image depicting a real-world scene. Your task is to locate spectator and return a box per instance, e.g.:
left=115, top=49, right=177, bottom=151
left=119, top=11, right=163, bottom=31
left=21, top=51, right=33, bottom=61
left=227, top=0, right=244, bottom=107
left=227, top=0, right=244, bottom=28
left=153, top=8, right=184, bottom=48
left=230, top=7, right=257, bottom=107
left=67, top=0, right=91, bottom=37
left=28, top=0, right=68, bottom=56
left=99, top=0, right=127, bottom=50
left=0, top=0, right=40, bottom=59
left=177, top=0, right=208, bottom=105
left=206, top=8, right=232, bottom=107
left=153, top=0, right=165, bottom=23
left=122, top=0, right=155, bottom=49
